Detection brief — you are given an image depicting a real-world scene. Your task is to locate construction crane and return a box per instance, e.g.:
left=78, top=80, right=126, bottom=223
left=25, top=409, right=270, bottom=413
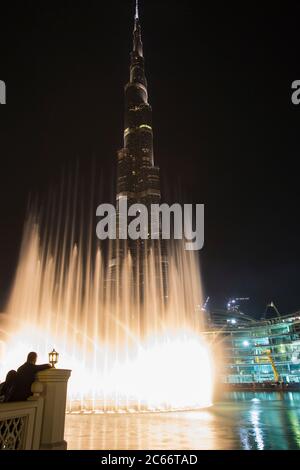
left=263, top=301, right=281, bottom=319
left=266, top=350, right=281, bottom=382
left=255, top=349, right=281, bottom=383
left=227, top=297, right=250, bottom=313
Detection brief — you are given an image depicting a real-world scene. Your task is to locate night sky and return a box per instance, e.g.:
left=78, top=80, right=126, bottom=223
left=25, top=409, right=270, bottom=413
left=0, top=1, right=299, bottom=316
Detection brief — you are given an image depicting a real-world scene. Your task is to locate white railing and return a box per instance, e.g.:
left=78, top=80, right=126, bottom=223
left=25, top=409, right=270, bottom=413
left=0, top=381, right=44, bottom=450
left=0, top=369, right=71, bottom=450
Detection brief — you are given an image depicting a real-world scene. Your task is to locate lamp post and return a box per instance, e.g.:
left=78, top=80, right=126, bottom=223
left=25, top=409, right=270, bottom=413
left=49, top=348, right=59, bottom=368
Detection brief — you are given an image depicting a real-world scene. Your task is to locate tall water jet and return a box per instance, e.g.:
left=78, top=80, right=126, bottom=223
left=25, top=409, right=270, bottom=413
left=0, top=2, right=213, bottom=412
left=0, top=202, right=213, bottom=412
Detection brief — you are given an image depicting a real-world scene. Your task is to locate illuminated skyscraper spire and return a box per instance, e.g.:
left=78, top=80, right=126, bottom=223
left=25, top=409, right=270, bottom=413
left=135, top=0, right=139, bottom=20
left=133, top=0, right=143, bottom=57
left=114, top=0, right=167, bottom=301
left=117, top=0, right=157, bottom=196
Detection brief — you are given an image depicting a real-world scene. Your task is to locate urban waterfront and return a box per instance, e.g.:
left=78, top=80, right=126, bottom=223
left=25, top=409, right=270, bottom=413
left=1, top=1, right=299, bottom=455
left=65, top=391, right=300, bottom=450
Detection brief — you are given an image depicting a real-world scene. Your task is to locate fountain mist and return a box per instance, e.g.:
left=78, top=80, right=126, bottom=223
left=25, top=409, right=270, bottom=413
left=0, top=181, right=213, bottom=413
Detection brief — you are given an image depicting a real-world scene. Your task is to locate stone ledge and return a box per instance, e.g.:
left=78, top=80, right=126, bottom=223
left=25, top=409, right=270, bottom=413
left=37, top=369, right=71, bottom=383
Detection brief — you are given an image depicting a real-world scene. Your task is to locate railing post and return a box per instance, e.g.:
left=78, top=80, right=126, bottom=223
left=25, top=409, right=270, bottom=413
left=36, top=368, right=71, bottom=450
left=27, top=380, right=44, bottom=450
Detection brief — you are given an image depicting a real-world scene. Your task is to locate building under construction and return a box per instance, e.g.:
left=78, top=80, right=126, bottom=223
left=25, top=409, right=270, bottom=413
left=205, top=303, right=300, bottom=385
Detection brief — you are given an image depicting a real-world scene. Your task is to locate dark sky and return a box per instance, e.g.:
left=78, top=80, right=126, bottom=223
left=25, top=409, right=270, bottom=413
left=0, top=1, right=299, bottom=316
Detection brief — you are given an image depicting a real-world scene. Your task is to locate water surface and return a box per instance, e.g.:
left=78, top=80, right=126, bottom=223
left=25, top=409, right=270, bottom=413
left=64, top=391, right=300, bottom=450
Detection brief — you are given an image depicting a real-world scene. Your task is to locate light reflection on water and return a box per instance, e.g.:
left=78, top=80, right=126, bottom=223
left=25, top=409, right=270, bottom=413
left=64, top=392, right=300, bottom=450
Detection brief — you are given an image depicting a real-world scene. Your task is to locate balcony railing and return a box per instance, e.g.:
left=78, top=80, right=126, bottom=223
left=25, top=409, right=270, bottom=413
left=0, top=381, right=43, bottom=450
left=0, top=368, right=71, bottom=451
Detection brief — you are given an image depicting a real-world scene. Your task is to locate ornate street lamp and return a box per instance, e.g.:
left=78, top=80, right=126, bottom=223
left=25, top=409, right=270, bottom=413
left=49, top=349, right=59, bottom=368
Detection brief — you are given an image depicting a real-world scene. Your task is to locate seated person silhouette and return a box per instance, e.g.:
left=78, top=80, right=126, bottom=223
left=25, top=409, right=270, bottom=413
left=9, top=352, right=51, bottom=401
left=0, top=370, right=17, bottom=402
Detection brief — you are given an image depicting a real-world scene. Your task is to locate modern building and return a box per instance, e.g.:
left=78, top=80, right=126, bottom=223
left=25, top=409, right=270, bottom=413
left=117, top=3, right=160, bottom=207
left=110, top=1, right=168, bottom=301
left=205, top=311, right=300, bottom=384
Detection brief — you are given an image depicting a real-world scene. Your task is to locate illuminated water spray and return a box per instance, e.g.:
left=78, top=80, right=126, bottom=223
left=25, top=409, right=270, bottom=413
left=0, top=191, right=213, bottom=412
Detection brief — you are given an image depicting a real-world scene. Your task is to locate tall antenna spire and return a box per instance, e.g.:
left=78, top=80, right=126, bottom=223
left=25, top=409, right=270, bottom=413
left=133, top=0, right=143, bottom=55
left=135, top=0, right=139, bottom=20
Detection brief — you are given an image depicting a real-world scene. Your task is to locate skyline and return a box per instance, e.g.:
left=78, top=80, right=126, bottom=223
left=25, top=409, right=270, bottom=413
left=0, top=1, right=300, bottom=315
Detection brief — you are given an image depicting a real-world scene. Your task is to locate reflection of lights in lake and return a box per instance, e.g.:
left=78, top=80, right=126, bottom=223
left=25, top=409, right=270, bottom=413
left=250, top=405, right=264, bottom=450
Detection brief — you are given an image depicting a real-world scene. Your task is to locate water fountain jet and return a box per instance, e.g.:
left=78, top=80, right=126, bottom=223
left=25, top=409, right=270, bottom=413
left=0, top=203, right=213, bottom=413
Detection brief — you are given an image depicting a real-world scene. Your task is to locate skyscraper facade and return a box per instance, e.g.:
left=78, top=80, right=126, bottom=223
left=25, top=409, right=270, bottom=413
left=111, top=2, right=168, bottom=302
left=117, top=3, right=160, bottom=206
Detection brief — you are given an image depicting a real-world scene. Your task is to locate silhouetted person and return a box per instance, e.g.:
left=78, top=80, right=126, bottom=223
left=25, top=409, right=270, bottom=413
left=9, top=352, right=51, bottom=402
left=0, top=370, right=17, bottom=402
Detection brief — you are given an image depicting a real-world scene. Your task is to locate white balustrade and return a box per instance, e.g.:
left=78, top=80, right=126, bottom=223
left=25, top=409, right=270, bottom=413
left=0, top=368, right=71, bottom=450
